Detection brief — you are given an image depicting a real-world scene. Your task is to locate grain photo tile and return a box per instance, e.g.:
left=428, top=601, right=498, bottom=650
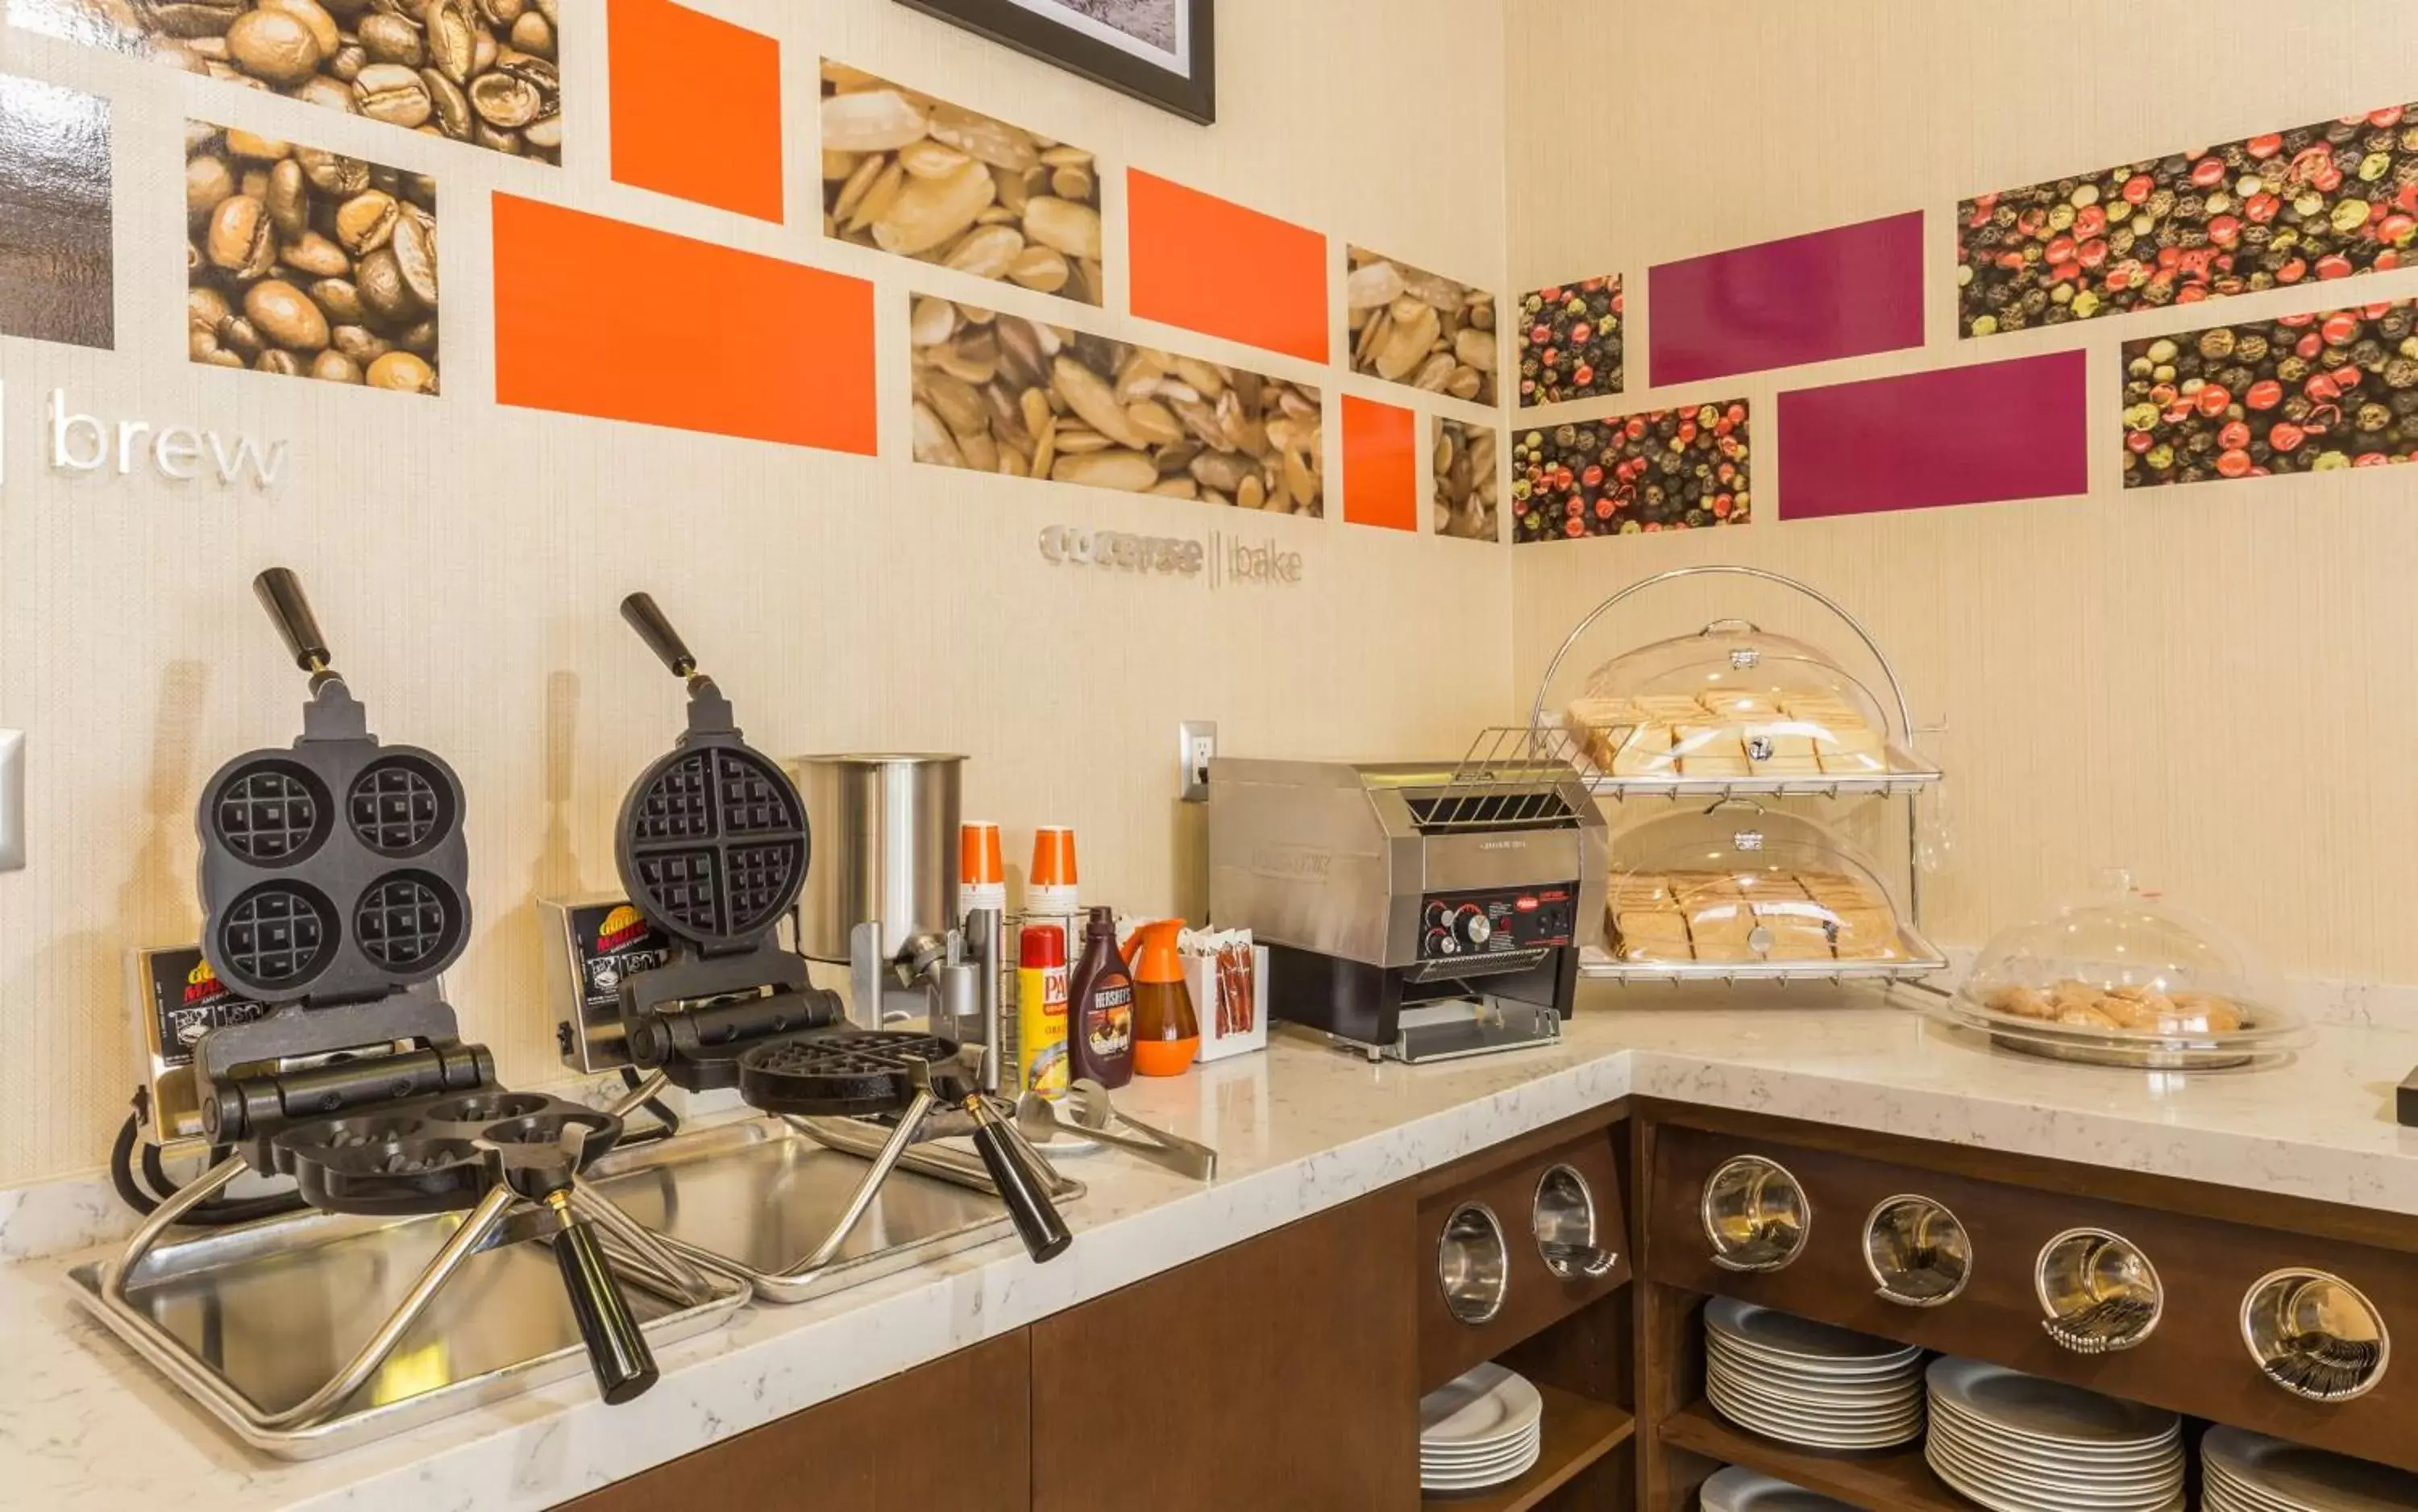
left=1959, top=101, right=2418, bottom=338
left=2121, top=297, right=2418, bottom=487
left=825, top=61, right=1104, bottom=307
left=1512, top=401, right=1750, bottom=543
left=11, top=0, right=562, bottom=164
left=1515, top=276, right=1621, bottom=407
left=1432, top=418, right=1498, bottom=541
left=186, top=122, right=439, bottom=393
left=0, top=73, right=113, bottom=351
left=910, top=293, right=1323, bottom=513
left=1345, top=246, right=1496, bottom=405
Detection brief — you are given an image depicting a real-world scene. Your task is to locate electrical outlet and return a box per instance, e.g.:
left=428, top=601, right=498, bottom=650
left=0, top=729, right=22, bottom=872
left=1179, top=721, right=1217, bottom=803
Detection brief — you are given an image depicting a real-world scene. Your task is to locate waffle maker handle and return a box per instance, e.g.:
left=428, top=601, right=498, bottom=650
left=620, top=593, right=697, bottom=680
left=964, top=1098, right=1074, bottom=1263
left=254, top=567, right=332, bottom=673
left=545, top=1190, right=660, bottom=1404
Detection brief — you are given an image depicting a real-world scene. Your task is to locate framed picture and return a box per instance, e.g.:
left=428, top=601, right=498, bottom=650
left=894, top=0, right=1215, bottom=124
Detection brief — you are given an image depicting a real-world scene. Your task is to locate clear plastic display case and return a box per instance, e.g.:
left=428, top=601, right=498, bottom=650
left=1934, top=873, right=2308, bottom=1068
left=1600, top=802, right=1943, bottom=982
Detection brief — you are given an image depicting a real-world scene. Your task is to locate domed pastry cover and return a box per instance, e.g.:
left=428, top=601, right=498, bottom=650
left=1604, top=804, right=1915, bottom=968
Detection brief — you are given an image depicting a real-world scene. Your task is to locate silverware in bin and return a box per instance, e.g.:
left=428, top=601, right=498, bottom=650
left=1438, top=1203, right=1510, bottom=1324
left=2037, top=1227, right=2163, bottom=1353
left=1863, top=1194, right=1971, bottom=1306
left=2241, top=1268, right=2391, bottom=1402
left=1701, top=1155, right=1810, bottom=1273
left=1532, top=1165, right=1617, bottom=1280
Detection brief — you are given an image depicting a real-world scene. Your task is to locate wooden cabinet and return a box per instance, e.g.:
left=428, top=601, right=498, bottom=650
left=1030, top=1185, right=1423, bottom=1511
left=554, top=1331, right=1029, bottom=1512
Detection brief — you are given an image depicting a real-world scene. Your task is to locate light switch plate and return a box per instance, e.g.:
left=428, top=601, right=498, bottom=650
left=0, top=729, right=21, bottom=871
left=1179, top=720, right=1217, bottom=803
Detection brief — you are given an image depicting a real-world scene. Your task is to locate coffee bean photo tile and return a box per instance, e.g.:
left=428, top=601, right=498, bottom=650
left=2121, top=297, right=2418, bottom=488
left=1514, top=276, right=1621, bottom=408
left=1345, top=247, right=1497, bottom=405
left=0, top=73, right=113, bottom=351
left=1959, top=100, right=2418, bottom=339
left=1511, top=401, right=1751, bottom=543
left=909, top=293, right=1323, bottom=513
left=1432, top=418, right=1500, bottom=542
left=10, top=0, right=562, bottom=164
left=186, top=123, right=439, bottom=393
left=825, top=61, right=1106, bottom=307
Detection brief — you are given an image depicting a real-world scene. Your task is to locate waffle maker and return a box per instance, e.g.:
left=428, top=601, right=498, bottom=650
left=83, top=571, right=729, bottom=1441
left=599, top=595, right=1072, bottom=1277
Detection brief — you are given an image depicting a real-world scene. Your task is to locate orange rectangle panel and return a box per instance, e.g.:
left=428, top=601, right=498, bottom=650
left=1127, top=169, right=1327, bottom=364
left=1341, top=395, right=1417, bottom=532
left=492, top=193, right=876, bottom=455
left=609, top=0, right=784, bottom=222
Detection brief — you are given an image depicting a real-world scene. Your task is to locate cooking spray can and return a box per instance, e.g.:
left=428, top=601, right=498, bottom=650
left=1015, top=923, right=1070, bottom=1099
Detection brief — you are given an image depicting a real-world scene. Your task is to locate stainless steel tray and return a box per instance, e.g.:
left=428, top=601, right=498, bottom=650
left=580, top=1113, right=1083, bottom=1306
left=1580, top=920, right=1947, bottom=985
left=67, top=1198, right=747, bottom=1459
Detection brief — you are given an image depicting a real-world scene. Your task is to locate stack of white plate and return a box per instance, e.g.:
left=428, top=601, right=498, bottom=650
left=1419, top=1362, right=1543, bottom=1494
left=1699, top=1466, right=1857, bottom=1510
left=1704, top=1297, right=1926, bottom=1448
left=1923, top=1356, right=2183, bottom=1512
left=2204, top=1425, right=2418, bottom=1510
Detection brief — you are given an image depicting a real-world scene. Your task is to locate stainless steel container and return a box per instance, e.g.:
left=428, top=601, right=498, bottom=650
left=788, top=754, right=964, bottom=963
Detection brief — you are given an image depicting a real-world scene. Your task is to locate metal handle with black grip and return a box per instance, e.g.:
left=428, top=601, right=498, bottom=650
left=547, top=1194, right=660, bottom=1404
left=253, top=567, right=331, bottom=671
left=619, top=593, right=696, bottom=679
left=966, top=1098, right=1072, bottom=1263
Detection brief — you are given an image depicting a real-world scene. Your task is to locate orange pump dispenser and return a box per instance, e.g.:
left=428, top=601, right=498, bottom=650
left=1122, top=919, right=1199, bottom=1078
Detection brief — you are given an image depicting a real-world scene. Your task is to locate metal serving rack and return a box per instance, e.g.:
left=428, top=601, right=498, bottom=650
left=1522, top=564, right=1948, bottom=988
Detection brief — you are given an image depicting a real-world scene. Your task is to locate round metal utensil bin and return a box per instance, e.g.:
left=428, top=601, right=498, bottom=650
left=1437, top=1203, right=1509, bottom=1325
left=787, top=754, right=964, bottom=965
left=1533, top=1165, right=1616, bottom=1281
left=1863, top=1194, right=1971, bottom=1307
left=2241, top=1268, right=2391, bottom=1402
left=1701, top=1156, right=1810, bottom=1273
left=2036, top=1227, right=2163, bottom=1353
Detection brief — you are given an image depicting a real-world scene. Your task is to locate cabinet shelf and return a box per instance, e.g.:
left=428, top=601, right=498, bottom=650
left=1421, top=1384, right=1634, bottom=1512
left=1659, top=1402, right=1971, bottom=1511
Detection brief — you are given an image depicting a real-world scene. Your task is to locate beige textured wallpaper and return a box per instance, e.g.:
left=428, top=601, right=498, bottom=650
left=1506, top=0, right=2418, bottom=981
left=0, top=0, right=1512, bottom=1185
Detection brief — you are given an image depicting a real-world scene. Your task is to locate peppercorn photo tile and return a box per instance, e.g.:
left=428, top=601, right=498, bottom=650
left=1510, top=401, right=1751, bottom=543
left=1959, top=101, right=2418, bottom=339
left=1432, top=418, right=1500, bottom=541
left=185, top=122, right=441, bottom=394
left=1515, top=276, right=1622, bottom=407
left=824, top=62, right=1107, bottom=308
left=1345, top=247, right=1498, bottom=405
left=10, top=0, right=563, bottom=164
left=908, top=293, right=1325, bottom=513
left=0, top=73, right=112, bottom=351
left=2119, top=298, right=2418, bottom=488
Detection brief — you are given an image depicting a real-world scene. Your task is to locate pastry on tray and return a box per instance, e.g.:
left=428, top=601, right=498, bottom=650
left=1980, top=978, right=2247, bottom=1035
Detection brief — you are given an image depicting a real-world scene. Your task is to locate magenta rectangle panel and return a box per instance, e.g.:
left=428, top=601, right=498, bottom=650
left=1649, top=211, right=1926, bottom=385
left=1778, top=350, right=2088, bottom=519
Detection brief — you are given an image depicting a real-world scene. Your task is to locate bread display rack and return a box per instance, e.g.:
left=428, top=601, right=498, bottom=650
left=1525, top=565, right=1946, bottom=987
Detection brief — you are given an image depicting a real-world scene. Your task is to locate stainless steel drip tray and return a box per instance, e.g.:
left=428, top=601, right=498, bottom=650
left=66, top=1204, right=746, bottom=1460
left=580, top=1115, right=1078, bottom=1304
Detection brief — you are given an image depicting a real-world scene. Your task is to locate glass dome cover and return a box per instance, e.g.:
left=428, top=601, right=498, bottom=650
left=1958, top=873, right=2301, bottom=1041
left=1559, top=621, right=1903, bottom=782
left=1604, top=802, right=1920, bottom=967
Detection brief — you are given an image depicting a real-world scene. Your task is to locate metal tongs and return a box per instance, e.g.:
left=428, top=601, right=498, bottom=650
left=1016, top=1078, right=1218, bottom=1182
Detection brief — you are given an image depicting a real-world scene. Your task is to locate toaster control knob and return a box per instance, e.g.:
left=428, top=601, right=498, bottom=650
left=1426, top=927, right=1458, bottom=957
left=1455, top=907, right=1493, bottom=949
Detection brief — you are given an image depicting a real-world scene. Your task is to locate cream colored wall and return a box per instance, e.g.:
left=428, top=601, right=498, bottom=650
left=1506, top=0, right=2418, bottom=982
left=0, top=0, right=1511, bottom=1185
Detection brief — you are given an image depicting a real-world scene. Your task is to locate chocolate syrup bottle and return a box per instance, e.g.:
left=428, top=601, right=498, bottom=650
left=1066, top=906, right=1135, bottom=1090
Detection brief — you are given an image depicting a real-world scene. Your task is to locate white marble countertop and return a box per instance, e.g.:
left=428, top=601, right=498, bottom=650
left=6, top=983, right=2418, bottom=1512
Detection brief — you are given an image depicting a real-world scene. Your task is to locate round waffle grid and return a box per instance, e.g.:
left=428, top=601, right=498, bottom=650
left=212, top=760, right=331, bottom=864
left=352, top=872, right=464, bottom=973
left=347, top=756, right=453, bottom=857
left=736, top=1030, right=957, bottom=1116
left=216, top=880, right=339, bottom=989
left=625, top=745, right=807, bottom=946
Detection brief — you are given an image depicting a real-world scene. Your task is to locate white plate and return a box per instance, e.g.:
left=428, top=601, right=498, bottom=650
left=1419, top=1363, right=1546, bottom=1451
left=1699, top=1466, right=1859, bottom=1512
left=1421, top=1426, right=1541, bottom=1466
left=1420, top=1434, right=1540, bottom=1491
left=2204, top=1427, right=2418, bottom=1511
left=1710, top=1356, right=1926, bottom=1402
left=1926, top=1423, right=2181, bottom=1487
left=1706, top=1299, right=1924, bottom=1366
left=1926, top=1443, right=2183, bottom=1512
left=1707, top=1369, right=1923, bottom=1425
left=1924, top=1435, right=2181, bottom=1503
left=1925, top=1358, right=2179, bottom=1448
left=1709, top=1392, right=1923, bottom=1448
left=1926, top=1394, right=2179, bottom=1458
